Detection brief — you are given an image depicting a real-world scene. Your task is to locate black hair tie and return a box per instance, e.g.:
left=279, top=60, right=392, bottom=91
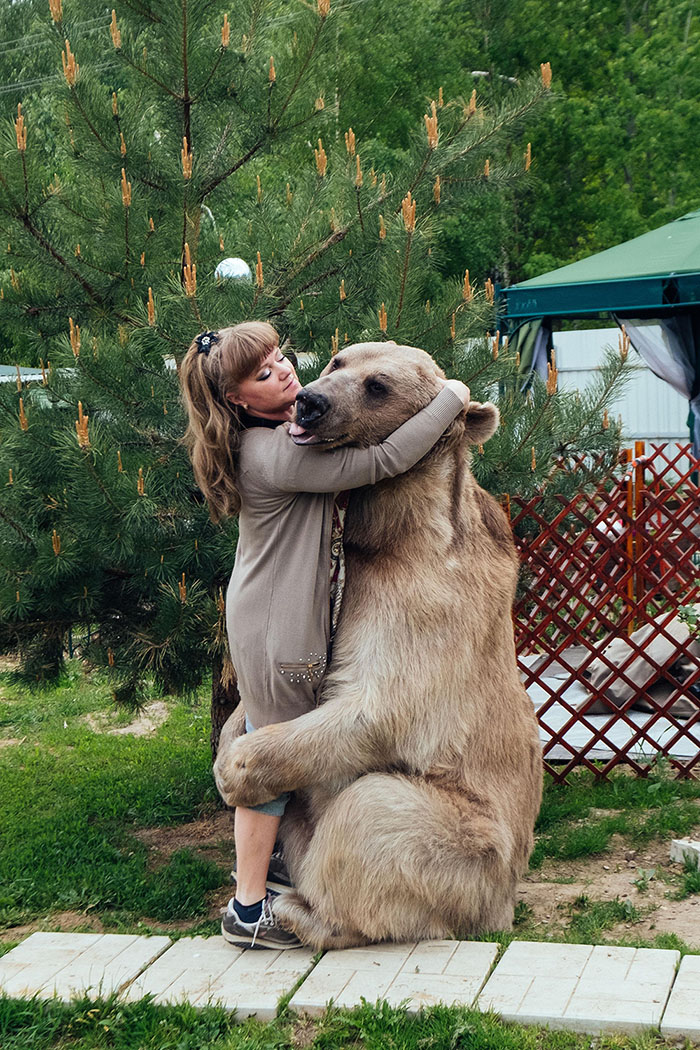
left=195, top=331, right=218, bottom=355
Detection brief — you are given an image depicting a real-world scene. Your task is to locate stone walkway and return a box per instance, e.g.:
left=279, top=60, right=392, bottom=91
left=1, top=931, right=699, bottom=1037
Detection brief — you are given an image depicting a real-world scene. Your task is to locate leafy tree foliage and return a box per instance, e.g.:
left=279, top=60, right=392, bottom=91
left=486, top=0, right=700, bottom=278
left=0, top=0, right=626, bottom=705
left=3, top=0, right=699, bottom=290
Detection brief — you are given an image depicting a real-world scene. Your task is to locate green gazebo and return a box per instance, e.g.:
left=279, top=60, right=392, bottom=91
left=500, top=209, right=700, bottom=453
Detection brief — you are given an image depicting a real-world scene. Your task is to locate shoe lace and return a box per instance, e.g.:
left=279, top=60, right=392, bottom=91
left=250, top=895, right=275, bottom=948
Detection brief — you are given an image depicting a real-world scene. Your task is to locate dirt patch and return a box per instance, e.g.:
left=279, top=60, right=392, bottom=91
left=0, top=910, right=106, bottom=943
left=290, top=1017, right=320, bottom=1048
left=133, top=809, right=237, bottom=897
left=518, top=831, right=700, bottom=947
left=0, top=737, right=25, bottom=748
left=134, top=809, right=235, bottom=853
left=83, top=700, right=170, bottom=736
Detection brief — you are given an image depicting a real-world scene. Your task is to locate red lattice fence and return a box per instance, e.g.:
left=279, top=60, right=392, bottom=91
left=512, top=442, right=700, bottom=782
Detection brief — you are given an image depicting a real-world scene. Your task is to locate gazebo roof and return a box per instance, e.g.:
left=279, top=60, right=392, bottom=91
left=502, top=209, right=700, bottom=320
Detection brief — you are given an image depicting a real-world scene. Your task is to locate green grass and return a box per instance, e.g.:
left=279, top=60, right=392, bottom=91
left=531, top=765, right=700, bottom=869
left=0, top=661, right=224, bottom=931
left=565, top=895, right=641, bottom=941
left=1, top=662, right=699, bottom=1048
left=672, top=856, right=700, bottom=900
left=0, top=993, right=683, bottom=1050
left=1, top=660, right=699, bottom=945
left=512, top=892, right=652, bottom=951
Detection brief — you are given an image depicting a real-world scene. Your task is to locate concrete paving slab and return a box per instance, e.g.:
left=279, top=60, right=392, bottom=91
left=319, top=942, right=415, bottom=972
left=2, top=930, right=694, bottom=1039
left=578, top=943, right=633, bottom=983
left=0, top=933, right=171, bottom=1001
left=660, top=954, right=700, bottom=1039
left=124, top=937, right=245, bottom=1007
left=490, top=940, right=593, bottom=977
left=443, top=941, right=500, bottom=977
left=478, top=941, right=680, bottom=1035
left=670, top=838, right=700, bottom=866
left=123, top=936, right=315, bottom=1020
left=289, top=939, right=498, bottom=1016
left=385, top=971, right=488, bottom=1011
left=561, top=994, right=662, bottom=1033
left=511, top=975, right=580, bottom=1018
left=478, top=972, right=533, bottom=1014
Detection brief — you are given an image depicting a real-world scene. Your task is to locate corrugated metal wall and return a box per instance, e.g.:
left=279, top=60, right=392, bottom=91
left=553, top=327, right=690, bottom=444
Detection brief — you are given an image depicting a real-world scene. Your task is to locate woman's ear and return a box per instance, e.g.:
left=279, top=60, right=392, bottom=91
left=463, top=401, right=500, bottom=445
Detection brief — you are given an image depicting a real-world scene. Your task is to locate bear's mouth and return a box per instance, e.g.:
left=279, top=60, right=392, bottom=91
left=289, top=421, right=348, bottom=446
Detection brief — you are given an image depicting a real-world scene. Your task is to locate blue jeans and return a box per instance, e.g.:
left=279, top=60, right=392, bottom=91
left=244, top=716, right=291, bottom=817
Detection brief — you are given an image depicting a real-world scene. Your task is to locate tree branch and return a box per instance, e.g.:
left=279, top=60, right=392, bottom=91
left=116, top=50, right=180, bottom=98
left=398, top=149, right=431, bottom=214
left=0, top=504, right=36, bottom=547
left=191, top=48, right=225, bottom=102
left=69, top=87, right=110, bottom=151
left=18, top=214, right=99, bottom=301
left=395, top=231, right=413, bottom=330
left=270, top=264, right=343, bottom=314
left=199, top=137, right=268, bottom=199
left=274, top=19, right=324, bottom=125
left=273, top=227, right=349, bottom=298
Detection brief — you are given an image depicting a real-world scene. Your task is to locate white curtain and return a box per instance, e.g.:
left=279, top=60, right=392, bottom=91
left=510, top=319, right=550, bottom=393
left=615, top=315, right=700, bottom=456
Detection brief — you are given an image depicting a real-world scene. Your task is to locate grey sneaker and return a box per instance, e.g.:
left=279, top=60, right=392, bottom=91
left=221, top=895, right=302, bottom=950
left=230, top=850, right=293, bottom=894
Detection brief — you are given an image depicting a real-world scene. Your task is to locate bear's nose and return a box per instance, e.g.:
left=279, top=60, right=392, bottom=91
left=295, top=389, right=330, bottom=428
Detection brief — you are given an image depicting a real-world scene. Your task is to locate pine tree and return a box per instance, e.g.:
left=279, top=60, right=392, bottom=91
left=0, top=1, right=628, bottom=743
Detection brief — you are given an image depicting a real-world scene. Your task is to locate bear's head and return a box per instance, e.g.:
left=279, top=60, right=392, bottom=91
left=290, top=341, right=499, bottom=450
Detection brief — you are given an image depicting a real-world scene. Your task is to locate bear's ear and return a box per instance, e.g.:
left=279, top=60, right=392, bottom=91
left=463, top=401, right=499, bottom=445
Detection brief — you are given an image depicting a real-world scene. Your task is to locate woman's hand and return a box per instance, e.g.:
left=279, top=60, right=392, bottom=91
left=441, top=378, right=471, bottom=409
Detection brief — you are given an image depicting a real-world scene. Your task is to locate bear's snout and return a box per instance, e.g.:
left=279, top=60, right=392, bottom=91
left=296, top=389, right=331, bottom=429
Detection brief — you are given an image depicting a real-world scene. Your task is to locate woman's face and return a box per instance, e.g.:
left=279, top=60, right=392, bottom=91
left=227, top=343, right=302, bottom=421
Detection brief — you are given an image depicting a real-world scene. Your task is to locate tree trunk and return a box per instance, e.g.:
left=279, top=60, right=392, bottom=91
left=21, top=625, right=65, bottom=682
left=210, top=652, right=241, bottom=762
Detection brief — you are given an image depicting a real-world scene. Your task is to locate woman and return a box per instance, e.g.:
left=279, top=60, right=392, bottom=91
left=179, top=321, right=468, bottom=949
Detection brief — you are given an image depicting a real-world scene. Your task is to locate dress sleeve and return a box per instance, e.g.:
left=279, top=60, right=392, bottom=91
left=254, top=386, right=464, bottom=494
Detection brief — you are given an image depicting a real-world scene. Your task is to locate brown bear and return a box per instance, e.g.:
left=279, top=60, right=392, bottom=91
left=214, top=341, right=542, bottom=949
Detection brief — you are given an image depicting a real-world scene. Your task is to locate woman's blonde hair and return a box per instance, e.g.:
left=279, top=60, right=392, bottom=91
left=179, top=321, right=279, bottom=523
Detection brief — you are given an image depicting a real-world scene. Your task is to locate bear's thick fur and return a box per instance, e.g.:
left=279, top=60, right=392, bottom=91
left=214, top=342, right=542, bottom=949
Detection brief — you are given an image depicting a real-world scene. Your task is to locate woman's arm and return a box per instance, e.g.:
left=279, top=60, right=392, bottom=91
left=255, top=385, right=466, bottom=494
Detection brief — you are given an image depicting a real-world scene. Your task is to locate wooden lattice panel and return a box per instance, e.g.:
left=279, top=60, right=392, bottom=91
left=511, top=443, right=700, bottom=782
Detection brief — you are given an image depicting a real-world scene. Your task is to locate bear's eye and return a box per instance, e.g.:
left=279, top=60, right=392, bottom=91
left=365, top=377, right=388, bottom=397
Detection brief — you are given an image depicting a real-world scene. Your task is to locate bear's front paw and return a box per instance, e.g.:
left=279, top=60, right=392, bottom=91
left=213, top=732, right=280, bottom=808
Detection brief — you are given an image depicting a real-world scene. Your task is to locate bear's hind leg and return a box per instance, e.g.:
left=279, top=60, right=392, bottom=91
left=293, top=772, right=517, bottom=945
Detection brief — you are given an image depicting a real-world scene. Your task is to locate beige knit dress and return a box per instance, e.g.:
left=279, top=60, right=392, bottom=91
left=226, top=386, right=463, bottom=729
